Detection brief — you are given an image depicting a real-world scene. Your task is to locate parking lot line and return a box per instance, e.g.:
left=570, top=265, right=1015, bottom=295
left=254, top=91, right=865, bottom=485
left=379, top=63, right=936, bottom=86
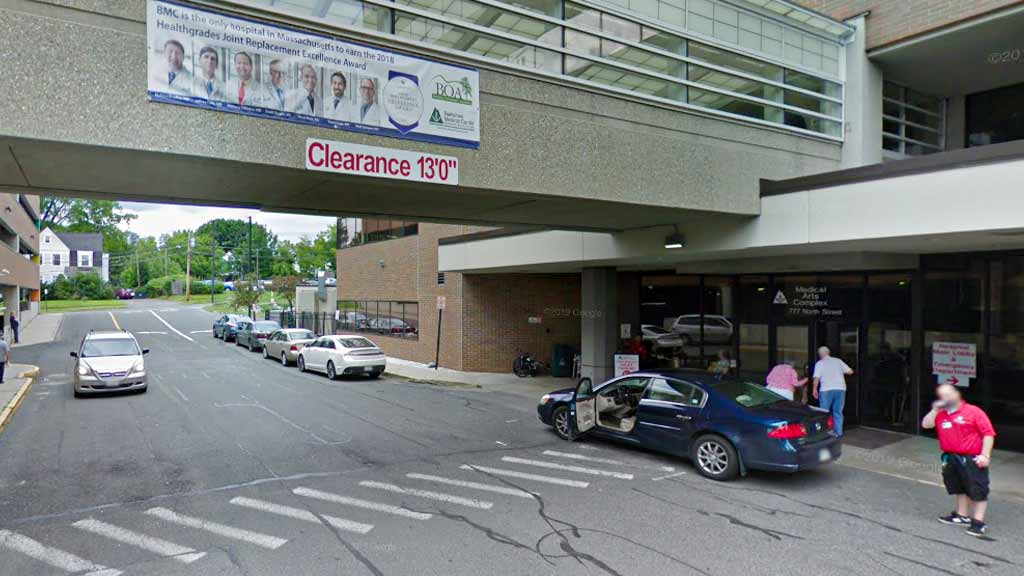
left=144, top=507, right=287, bottom=549
left=108, top=311, right=120, bottom=330
left=459, top=464, right=589, bottom=488
left=405, top=473, right=536, bottom=499
left=292, top=487, right=433, bottom=520
left=148, top=310, right=195, bottom=342
left=229, top=497, right=374, bottom=534
left=72, top=518, right=206, bottom=564
left=358, top=480, right=494, bottom=510
left=500, top=456, right=634, bottom=479
left=542, top=450, right=675, bottom=472
left=0, top=529, right=122, bottom=575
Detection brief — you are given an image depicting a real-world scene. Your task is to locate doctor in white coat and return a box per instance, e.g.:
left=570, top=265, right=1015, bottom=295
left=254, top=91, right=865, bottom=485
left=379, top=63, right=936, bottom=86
left=151, top=39, right=193, bottom=96
left=287, top=64, right=322, bottom=116
left=323, top=71, right=350, bottom=122
left=264, top=59, right=289, bottom=112
left=225, top=51, right=263, bottom=107
left=356, top=77, right=381, bottom=127
left=193, top=46, right=224, bottom=101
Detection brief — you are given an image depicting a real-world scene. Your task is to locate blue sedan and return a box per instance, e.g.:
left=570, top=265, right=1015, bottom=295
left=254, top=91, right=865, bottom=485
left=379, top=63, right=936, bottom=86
left=537, top=369, right=841, bottom=481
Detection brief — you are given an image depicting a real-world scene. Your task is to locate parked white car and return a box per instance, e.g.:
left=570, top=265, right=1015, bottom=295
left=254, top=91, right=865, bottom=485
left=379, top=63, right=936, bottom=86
left=670, top=314, right=734, bottom=344
left=641, top=324, right=684, bottom=352
left=297, top=335, right=386, bottom=379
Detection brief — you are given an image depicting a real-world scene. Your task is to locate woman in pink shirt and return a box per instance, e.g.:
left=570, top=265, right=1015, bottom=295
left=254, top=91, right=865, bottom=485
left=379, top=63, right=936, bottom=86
left=765, top=361, right=808, bottom=401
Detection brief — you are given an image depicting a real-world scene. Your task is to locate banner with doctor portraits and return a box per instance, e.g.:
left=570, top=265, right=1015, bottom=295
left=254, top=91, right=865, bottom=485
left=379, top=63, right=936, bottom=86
left=146, top=0, right=480, bottom=148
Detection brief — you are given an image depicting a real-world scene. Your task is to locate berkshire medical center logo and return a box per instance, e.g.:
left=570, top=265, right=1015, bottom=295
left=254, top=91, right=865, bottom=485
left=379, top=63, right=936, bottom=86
left=432, top=74, right=473, bottom=105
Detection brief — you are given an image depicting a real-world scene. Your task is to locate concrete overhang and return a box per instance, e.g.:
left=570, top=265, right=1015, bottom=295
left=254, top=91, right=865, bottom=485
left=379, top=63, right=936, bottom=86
left=868, top=3, right=1024, bottom=96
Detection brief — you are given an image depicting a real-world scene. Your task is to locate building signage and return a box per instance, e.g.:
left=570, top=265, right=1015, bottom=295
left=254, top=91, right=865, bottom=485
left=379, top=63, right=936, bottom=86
left=774, top=285, right=844, bottom=317
left=932, top=341, right=976, bottom=387
left=436, top=295, right=446, bottom=311
left=146, top=0, right=480, bottom=148
left=614, top=354, right=640, bottom=377
left=305, top=138, right=459, bottom=185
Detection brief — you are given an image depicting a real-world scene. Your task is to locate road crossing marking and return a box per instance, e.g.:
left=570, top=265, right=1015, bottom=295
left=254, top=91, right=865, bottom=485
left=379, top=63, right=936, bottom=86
left=190, top=330, right=212, bottom=334
left=501, top=456, right=634, bottom=479
left=652, top=471, right=688, bottom=481
left=542, top=450, right=675, bottom=472
left=358, top=481, right=494, bottom=510
left=0, top=529, right=122, bottom=575
left=144, top=507, right=287, bottom=549
left=72, top=518, right=206, bottom=564
left=108, top=311, right=120, bottom=330
left=229, top=497, right=374, bottom=534
left=405, top=473, right=536, bottom=499
left=460, top=464, right=589, bottom=488
left=293, top=487, right=433, bottom=520
left=136, top=331, right=168, bottom=335
left=148, top=310, right=195, bottom=342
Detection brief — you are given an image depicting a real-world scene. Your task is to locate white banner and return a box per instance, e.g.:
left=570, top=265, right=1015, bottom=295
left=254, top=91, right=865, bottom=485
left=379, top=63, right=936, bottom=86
left=146, top=0, right=480, bottom=148
left=305, top=138, right=459, bottom=185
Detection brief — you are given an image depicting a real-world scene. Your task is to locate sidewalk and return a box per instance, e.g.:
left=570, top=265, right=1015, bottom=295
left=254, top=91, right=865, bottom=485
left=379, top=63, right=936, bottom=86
left=0, top=363, right=40, bottom=433
left=385, top=357, right=574, bottom=400
left=12, top=313, right=63, bottom=348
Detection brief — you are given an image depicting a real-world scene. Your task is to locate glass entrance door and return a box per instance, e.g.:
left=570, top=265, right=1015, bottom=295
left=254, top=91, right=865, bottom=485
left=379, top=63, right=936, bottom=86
left=814, top=321, right=860, bottom=427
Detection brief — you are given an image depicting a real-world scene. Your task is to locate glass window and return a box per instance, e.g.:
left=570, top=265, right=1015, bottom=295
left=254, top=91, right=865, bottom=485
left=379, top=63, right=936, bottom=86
left=713, top=380, right=785, bottom=408
left=689, top=42, right=782, bottom=83
left=966, top=82, right=1024, bottom=147
left=647, top=377, right=688, bottom=402
left=340, top=301, right=419, bottom=339
left=986, top=256, right=1024, bottom=450
left=863, top=274, right=913, bottom=431
left=640, top=274, right=701, bottom=368
left=738, top=276, right=770, bottom=380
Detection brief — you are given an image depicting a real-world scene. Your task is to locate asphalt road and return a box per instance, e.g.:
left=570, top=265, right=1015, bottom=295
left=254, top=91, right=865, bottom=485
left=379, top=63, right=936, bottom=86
left=1, top=299, right=1022, bottom=576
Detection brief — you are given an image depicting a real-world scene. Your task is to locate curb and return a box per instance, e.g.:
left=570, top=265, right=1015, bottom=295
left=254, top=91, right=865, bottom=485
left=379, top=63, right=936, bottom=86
left=0, top=364, right=39, bottom=434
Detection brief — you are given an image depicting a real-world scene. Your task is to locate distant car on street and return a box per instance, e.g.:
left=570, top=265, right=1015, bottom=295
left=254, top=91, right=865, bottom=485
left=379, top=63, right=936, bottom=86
left=235, top=320, right=281, bottom=352
left=262, top=328, right=316, bottom=365
left=223, top=281, right=235, bottom=291
left=641, top=324, right=684, bottom=353
left=537, top=369, right=840, bottom=481
left=71, top=331, right=149, bottom=397
left=670, top=314, right=733, bottom=345
left=298, top=335, right=386, bottom=380
left=213, top=314, right=247, bottom=341
left=114, top=288, right=134, bottom=300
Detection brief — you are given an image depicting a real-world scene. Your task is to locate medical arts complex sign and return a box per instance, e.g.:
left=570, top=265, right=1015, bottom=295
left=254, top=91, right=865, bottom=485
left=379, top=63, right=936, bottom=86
left=146, top=0, right=480, bottom=148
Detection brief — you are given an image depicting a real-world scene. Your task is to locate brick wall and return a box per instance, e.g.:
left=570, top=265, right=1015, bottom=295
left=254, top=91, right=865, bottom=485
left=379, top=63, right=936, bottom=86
left=793, top=0, right=1024, bottom=49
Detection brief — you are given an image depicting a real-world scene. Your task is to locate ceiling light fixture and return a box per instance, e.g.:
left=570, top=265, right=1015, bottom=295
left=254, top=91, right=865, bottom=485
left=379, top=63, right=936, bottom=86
left=664, top=225, right=684, bottom=249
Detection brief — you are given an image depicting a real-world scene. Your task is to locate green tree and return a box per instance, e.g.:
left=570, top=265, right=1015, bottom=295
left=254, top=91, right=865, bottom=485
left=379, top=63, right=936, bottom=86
left=271, top=275, right=301, bottom=310
left=294, top=226, right=337, bottom=278
left=231, top=275, right=263, bottom=319
left=116, top=236, right=163, bottom=288
left=42, top=197, right=138, bottom=282
left=196, top=219, right=278, bottom=279
left=272, top=240, right=298, bottom=277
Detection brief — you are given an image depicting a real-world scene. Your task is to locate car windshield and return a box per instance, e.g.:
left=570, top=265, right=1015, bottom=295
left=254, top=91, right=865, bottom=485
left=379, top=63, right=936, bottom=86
left=253, top=322, right=279, bottom=331
left=81, top=338, right=139, bottom=358
left=713, top=380, right=786, bottom=408
left=338, top=337, right=375, bottom=348
left=290, top=330, right=315, bottom=340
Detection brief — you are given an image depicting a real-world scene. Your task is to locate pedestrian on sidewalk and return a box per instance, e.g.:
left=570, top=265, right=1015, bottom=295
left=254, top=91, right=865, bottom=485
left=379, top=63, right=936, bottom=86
left=9, top=312, right=18, bottom=344
left=765, top=360, right=807, bottom=401
left=922, top=384, right=996, bottom=537
left=707, top=349, right=732, bottom=379
left=0, top=334, right=9, bottom=383
left=811, top=346, right=853, bottom=436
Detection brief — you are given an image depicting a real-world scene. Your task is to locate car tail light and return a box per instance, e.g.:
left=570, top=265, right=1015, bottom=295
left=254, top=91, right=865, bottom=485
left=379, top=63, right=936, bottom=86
left=768, top=423, right=807, bottom=439
left=391, top=327, right=400, bottom=334
left=290, top=345, right=298, bottom=352
left=826, top=416, right=834, bottom=431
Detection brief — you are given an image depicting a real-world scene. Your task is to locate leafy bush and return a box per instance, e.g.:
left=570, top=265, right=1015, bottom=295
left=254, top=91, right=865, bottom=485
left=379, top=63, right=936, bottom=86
left=48, top=273, right=115, bottom=300
left=143, top=275, right=225, bottom=297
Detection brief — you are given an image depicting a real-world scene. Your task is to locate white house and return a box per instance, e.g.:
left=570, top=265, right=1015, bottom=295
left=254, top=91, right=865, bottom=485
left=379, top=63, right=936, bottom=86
left=39, top=227, right=109, bottom=283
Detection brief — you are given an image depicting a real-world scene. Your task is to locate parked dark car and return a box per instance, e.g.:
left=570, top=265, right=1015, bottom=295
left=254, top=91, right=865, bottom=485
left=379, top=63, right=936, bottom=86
left=213, top=314, right=247, bottom=341
left=114, top=288, right=134, bottom=300
left=235, top=320, right=281, bottom=352
left=537, top=369, right=840, bottom=481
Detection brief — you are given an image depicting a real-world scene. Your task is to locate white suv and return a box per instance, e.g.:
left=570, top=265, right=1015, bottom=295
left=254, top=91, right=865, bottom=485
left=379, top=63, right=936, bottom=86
left=72, top=331, right=149, bottom=397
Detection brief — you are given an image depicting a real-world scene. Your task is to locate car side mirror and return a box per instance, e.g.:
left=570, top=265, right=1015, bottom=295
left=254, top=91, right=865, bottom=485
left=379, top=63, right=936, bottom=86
left=70, top=351, right=78, bottom=358
left=142, top=349, right=150, bottom=355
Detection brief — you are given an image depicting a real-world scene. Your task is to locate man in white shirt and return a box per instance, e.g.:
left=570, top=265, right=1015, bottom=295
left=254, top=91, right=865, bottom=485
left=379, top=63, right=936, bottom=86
left=225, top=52, right=262, bottom=107
left=324, top=71, right=350, bottom=122
left=193, top=46, right=224, bottom=101
left=812, top=346, right=853, bottom=436
left=264, top=59, right=289, bottom=111
left=287, top=64, right=321, bottom=116
left=151, top=39, right=193, bottom=96
left=357, top=77, right=380, bottom=126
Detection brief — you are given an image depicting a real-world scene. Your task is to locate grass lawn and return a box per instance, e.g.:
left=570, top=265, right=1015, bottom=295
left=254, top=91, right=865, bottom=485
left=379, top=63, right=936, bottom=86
left=41, top=299, right=126, bottom=313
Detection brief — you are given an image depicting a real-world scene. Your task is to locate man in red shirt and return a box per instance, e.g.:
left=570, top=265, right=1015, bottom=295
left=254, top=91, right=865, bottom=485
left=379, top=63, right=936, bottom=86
left=922, top=384, right=996, bottom=537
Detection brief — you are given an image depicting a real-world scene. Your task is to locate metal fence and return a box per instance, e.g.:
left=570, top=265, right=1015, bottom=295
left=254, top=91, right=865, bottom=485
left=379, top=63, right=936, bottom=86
left=266, top=310, right=337, bottom=336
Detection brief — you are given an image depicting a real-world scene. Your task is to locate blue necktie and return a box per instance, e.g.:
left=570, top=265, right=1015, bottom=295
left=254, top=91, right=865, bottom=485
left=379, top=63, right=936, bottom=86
left=361, top=104, right=370, bottom=122
left=277, top=89, right=284, bottom=109
left=168, top=72, right=176, bottom=86
left=334, top=98, right=341, bottom=110
left=207, top=81, right=214, bottom=97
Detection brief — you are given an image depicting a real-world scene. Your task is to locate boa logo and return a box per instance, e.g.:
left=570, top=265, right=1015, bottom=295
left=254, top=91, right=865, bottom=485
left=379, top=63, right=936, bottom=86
left=432, top=75, right=473, bottom=105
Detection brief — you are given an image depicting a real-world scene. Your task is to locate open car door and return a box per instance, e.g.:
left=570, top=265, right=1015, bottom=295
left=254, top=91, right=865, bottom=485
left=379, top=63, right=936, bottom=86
left=571, top=377, right=596, bottom=438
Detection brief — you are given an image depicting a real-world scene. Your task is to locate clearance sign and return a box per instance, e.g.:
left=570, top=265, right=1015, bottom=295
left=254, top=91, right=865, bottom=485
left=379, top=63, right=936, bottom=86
left=305, top=138, right=459, bottom=186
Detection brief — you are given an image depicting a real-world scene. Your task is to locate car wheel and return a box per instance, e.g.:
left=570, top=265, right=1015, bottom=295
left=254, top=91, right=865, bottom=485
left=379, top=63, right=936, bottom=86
left=281, top=352, right=289, bottom=367
left=298, top=356, right=306, bottom=372
left=692, top=435, right=739, bottom=481
left=249, top=341, right=255, bottom=352
left=326, top=361, right=337, bottom=380
left=263, top=347, right=270, bottom=359
left=138, top=386, right=148, bottom=394
left=73, top=390, right=83, bottom=399
left=551, top=406, right=571, bottom=440
left=368, top=371, right=381, bottom=379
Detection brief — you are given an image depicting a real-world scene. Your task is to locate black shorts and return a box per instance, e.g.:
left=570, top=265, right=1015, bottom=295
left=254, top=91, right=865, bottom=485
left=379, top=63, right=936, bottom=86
left=942, top=453, right=990, bottom=501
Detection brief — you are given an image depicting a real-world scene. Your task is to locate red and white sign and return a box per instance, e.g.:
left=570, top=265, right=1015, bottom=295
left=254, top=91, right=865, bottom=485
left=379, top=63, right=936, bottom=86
left=305, top=138, right=459, bottom=186
left=932, top=341, right=976, bottom=379
left=614, top=354, right=640, bottom=377
left=436, top=295, right=446, bottom=310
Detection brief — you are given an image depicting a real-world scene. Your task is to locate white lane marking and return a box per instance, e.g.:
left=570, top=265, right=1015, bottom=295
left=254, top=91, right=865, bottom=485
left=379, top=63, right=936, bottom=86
left=405, top=473, right=535, bottom=499
left=171, top=386, right=189, bottom=403
left=229, top=497, right=373, bottom=534
left=460, top=464, right=589, bottom=488
left=148, top=310, right=195, bottom=342
left=144, top=507, right=286, bottom=549
left=542, top=450, right=675, bottom=472
left=292, top=487, right=432, bottom=520
left=190, top=330, right=212, bottom=334
left=505, top=419, right=519, bottom=423
left=501, top=456, right=634, bottom=479
left=108, top=311, right=121, bottom=330
left=652, top=471, right=688, bottom=481
left=136, top=331, right=168, bottom=335
left=0, top=529, right=122, bottom=575
left=358, top=481, right=494, bottom=510
left=494, top=441, right=508, bottom=446
left=72, top=518, right=206, bottom=564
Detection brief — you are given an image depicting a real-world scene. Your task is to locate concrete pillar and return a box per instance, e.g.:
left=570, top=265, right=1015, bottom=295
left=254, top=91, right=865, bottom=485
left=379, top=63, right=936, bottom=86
left=581, top=267, right=618, bottom=383
left=841, top=15, right=884, bottom=169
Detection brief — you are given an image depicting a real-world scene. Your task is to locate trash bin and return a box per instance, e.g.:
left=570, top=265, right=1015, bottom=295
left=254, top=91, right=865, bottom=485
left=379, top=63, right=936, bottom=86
left=550, top=344, right=573, bottom=377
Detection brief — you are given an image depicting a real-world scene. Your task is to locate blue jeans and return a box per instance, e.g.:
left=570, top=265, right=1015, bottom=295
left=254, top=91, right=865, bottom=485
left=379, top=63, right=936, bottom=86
left=819, top=389, right=846, bottom=436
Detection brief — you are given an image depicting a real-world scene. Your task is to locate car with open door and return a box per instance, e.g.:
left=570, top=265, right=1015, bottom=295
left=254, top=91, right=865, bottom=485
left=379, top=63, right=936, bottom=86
left=538, top=369, right=841, bottom=481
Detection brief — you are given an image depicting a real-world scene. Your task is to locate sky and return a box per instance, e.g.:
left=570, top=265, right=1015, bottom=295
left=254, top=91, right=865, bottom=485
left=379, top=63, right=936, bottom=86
left=119, top=202, right=336, bottom=242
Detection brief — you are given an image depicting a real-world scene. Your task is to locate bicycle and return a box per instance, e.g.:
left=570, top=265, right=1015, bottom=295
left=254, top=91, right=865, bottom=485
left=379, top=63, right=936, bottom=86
left=513, top=351, right=547, bottom=377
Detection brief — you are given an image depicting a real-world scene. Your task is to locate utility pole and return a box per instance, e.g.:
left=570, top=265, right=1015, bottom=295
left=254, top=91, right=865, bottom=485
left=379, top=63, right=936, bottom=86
left=184, top=230, right=193, bottom=302
left=210, top=240, right=216, bottom=305
left=135, top=248, right=141, bottom=289
left=164, top=247, right=168, bottom=276
left=247, top=216, right=253, bottom=278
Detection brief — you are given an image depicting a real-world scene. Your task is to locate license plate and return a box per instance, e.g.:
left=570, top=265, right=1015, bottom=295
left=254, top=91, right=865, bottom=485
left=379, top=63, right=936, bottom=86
left=818, top=448, right=832, bottom=462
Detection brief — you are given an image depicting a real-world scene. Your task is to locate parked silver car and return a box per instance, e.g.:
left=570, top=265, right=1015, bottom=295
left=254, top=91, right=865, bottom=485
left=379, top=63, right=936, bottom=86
left=262, top=328, right=317, bottom=365
left=670, top=314, right=734, bottom=345
left=235, top=320, right=281, bottom=352
left=641, top=324, right=685, bottom=352
left=72, top=331, right=149, bottom=397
